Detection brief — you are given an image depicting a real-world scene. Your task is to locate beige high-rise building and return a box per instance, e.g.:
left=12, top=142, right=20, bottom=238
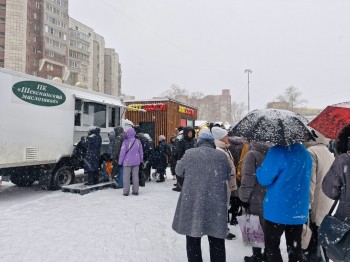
left=104, top=48, right=120, bottom=96
left=0, top=0, right=121, bottom=97
left=66, top=17, right=93, bottom=88
left=2, top=0, right=27, bottom=72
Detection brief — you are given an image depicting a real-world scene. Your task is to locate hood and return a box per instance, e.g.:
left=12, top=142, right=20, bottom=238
left=108, top=131, right=115, bottom=142
left=228, top=136, right=244, bottom=145
left=89, top=126, right=101, bottom=135
left=249, top=141, right=271, bottom=154
left=114, top=126, right=124, bottom=136
left=125, top=128, right=136, bottom=139
left=305, top=129, right=331, bottom=148
left=183, top=126, right=195, bottom=140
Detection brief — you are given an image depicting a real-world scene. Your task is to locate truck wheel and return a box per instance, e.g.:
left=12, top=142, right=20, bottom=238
left=10, top=174, right=36, bottom=187
left=51, top=166, right=74, bottom=190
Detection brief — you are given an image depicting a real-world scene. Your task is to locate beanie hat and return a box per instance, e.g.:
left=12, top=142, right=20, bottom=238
left=211, top=127, right=228, bottom=141
left=198, top=128, right=215, bottom=142
left=159, top=135, right=166, bottom=141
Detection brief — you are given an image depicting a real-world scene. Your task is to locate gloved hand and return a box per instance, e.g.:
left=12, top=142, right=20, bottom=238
left=241, top=202, right=250, bottom=209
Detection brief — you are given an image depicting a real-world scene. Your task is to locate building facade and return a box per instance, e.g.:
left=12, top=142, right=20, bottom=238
left=0, top=0, right=121, bottom=97
left=176, top=89, right=232, bottom=123
left=104, top=48, right=120, bottom=96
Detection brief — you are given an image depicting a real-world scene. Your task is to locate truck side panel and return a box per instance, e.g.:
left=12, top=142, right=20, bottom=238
left=0, top=72, right=75, bottom=168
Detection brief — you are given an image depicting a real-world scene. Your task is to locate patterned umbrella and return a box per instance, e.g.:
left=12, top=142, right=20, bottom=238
left=231, top=109, right=314, bottom=146
left=308, top=101, right=350, bottom=139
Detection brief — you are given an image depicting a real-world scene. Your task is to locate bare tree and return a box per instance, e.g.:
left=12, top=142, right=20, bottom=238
left=189, top=92, right=204, bottom=99
left=161, top=84, right=188, bottom=99
left=232, top=101, right=247, bottom=122
left=276, top=86, right=307, bottom=110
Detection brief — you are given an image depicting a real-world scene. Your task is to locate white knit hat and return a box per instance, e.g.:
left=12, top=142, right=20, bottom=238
left=159, top=135, right=166, bottom=141
left=211, top=127, right=228, bottom=141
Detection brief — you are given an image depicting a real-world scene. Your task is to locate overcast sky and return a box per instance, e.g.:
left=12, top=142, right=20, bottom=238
left=69, top=0, right=350, bottom=110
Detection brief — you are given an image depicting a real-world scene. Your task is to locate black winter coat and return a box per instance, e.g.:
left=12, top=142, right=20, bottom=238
left=176, top=127, right=197, bottom=161
left=152, top=141, right=170, bottom=171
left=322, top=153, right=350, bottom=223
left=81, top=127, right=102, bottom=172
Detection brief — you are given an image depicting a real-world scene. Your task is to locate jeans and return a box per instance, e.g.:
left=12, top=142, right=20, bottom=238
left=264, top=219, right=303, bottom=262
left=186, top=235, right=226, bottom=262
left=117, top=166, right=124, bottom=187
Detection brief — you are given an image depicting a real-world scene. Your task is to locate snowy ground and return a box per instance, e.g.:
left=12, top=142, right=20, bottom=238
left=0, top=170, right=288, bottom=262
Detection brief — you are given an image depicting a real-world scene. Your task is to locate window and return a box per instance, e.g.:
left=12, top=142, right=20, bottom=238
left=0, top=59, right=4, bottom=67
left=32, top=71, right=37, bottom=76
left=82, top=102, right=106, bottom=128
left=33, top=36, right=38, bottom=42
left=0, top=18, right=5, bottom=24
left=33, top=60, right=38, bottom=66
left=36, top=2, right=40, bottom=8
left=0, top=32, right=5, bottom=37
left=47, top=63, right=53, bottom=71
left=33, top=13, right=38, bottom=20
left=69, top=59, right=80, bottom=68
left=107, top=107, right=120, bottom=127
left=74, top=99, right=82, bottom=126
left=47, top=75, right=53, bottom=80
left=0, top=45, right=4, bottom=51
left=33, top=48, right=39, bottom=54
left=34, top=25, right=40, bottom=31
left=0, top=4, right=5, bottom=10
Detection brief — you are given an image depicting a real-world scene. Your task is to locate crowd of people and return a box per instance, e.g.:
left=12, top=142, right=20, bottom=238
left=78, top=119, right=350, bottom=262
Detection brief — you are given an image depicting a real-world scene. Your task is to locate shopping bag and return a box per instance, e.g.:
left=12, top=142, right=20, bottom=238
left=318, top=214, right=350, bottom=261
left=237, top=214, right=265, bottom=248
left=105, top=161, right=113, bottom=177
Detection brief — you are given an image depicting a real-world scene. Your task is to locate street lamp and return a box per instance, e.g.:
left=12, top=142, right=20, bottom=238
left=244, top=69, right=252, bottom=113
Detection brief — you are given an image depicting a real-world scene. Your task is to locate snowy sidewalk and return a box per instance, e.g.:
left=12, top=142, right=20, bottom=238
left=0, top=172, right=287, bottom=262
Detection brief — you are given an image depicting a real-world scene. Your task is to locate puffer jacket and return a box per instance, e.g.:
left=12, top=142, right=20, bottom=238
left=176, top=127, right=197, bottom=161
left=239, top=141, right=270, bottom=217
left=305, top=130, right=335, bottom=226
left=322, top=153, right=350, bottom=223
left=215, top=139, right=237, bottom=192
left=118, top=128, right=143, bottom=167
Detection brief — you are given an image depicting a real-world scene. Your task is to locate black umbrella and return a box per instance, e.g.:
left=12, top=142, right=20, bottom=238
left=231, top=109, right=314, bottom=146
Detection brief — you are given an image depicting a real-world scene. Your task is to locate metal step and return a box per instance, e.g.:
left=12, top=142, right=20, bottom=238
left=61, top=181, right=116, bottom=195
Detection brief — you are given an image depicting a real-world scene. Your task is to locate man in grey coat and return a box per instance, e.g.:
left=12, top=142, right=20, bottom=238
left=172, top=129, right=231, bottom=262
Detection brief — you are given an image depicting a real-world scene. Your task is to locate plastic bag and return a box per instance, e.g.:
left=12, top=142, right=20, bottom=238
left=237, top=214, right=265, bottom=248
left=105, top=161, right=113, bottom=176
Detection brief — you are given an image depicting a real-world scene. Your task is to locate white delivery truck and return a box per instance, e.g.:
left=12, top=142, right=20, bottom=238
left=0, top=68, right=128, bottom=189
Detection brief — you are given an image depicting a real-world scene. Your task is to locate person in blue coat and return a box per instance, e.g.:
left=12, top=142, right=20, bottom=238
left=256, top=143, right=312, bottom=262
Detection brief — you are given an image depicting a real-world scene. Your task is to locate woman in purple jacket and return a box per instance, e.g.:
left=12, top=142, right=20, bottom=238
left=118, top=128, right=144, bottom=196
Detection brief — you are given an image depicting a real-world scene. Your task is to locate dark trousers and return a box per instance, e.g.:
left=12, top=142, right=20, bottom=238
left=303, top=222, right=325, bottom=262
left=229, top=196, right=241, bottom=223
left=186, top=235, right=226, bottom=262
left=264, top=220, right=303, bottom=262
left=170, top=161, right=176, bottom=176
left=87, top=171, right=99, bottom=184
left=176, top=175, right=184, bottom=188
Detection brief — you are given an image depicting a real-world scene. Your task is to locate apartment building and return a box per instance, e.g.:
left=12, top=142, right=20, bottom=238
left=1, top=0, right=121, bottom=97
left=104, top=48, right=120, bottom=96
left=176, top=89, right=232, bottom=122
left=66, top=17, right=93, bottom=88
